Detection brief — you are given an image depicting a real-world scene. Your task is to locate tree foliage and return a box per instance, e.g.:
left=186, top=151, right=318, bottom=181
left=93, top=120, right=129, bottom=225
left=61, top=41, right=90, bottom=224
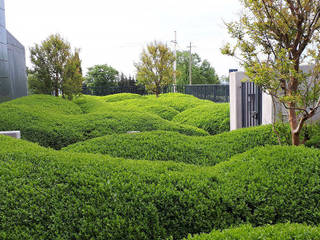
left=135, top=41, right=175, bottom=97
left=222, top=0, right=320, bottom=145
left=176, top=51, right=220, bottom=85
left=84, top=64, right=119, bottom=96
left=29, top=34, right=83, bottom=99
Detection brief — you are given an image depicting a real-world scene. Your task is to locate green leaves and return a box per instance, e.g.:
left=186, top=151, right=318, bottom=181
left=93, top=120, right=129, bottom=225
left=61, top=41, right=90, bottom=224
left=135, top=41, right=175, bottom=97
left=29, top=34, right=83, bottom=99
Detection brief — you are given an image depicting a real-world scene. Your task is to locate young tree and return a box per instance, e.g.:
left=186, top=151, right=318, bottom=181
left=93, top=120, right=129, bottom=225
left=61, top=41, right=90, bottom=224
left=29, top=34, right=83, bottom=99
left=85, top=64, right=119, bottom=96
left=222, top=0, right=320, bottom=146
left=177, top=51, right=220, bottom=85
left=135, top=41, right=175, bottom=97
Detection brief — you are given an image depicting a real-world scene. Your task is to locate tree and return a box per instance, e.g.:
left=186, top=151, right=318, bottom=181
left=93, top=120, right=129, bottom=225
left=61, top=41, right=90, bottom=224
left=176, top=50, right=220, bottom=85
left=85, top=64, right=119, bottom=96
left=29, top=34, right=83, bottom=99
left=135, top=41, right=175, bottom=97
left=222, top=0, right=320, bottom=146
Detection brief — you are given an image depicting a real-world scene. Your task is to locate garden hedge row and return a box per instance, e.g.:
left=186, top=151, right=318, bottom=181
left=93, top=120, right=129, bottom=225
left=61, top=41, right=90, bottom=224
left=2, top=135, right=320, bottom=239
left=63, top=124, right=284, bottom=166
left=0, top=95, right=208, bottom=149
left=185, top=223, right=320, bottom=240
left=172, top=103, right=230, bottom=135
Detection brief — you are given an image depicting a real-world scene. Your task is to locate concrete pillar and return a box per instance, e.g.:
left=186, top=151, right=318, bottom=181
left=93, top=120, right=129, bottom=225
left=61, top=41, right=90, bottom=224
left=230, top=71, right=246, bottom=130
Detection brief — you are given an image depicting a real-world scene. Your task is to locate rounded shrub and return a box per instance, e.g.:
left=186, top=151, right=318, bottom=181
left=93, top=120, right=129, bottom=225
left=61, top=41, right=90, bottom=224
left=213, top=145, right=320, bottom=229
left=0, top=95, right=208, bottom=149
left=0, top=135, right=220, bottom=240
left=64, top=124, right=283, bottom=166
left=173, top=103, right=230, bottom=135
left=185, top=223, right=320, bottom=240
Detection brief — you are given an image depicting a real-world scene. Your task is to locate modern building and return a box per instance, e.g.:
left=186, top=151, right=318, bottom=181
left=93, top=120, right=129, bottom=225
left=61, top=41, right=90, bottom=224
left=0, top=0, right=27, bottom=103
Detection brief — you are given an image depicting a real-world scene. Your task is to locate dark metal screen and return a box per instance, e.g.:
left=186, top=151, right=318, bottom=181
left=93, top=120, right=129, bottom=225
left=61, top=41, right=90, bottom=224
left=241, top=81, right=262, bottom=128
left=184, top=84, right=229, bottom=102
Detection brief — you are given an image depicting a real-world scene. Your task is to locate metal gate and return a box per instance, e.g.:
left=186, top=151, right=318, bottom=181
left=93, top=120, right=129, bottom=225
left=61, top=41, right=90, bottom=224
left=241, top=81, right=262, bottom=128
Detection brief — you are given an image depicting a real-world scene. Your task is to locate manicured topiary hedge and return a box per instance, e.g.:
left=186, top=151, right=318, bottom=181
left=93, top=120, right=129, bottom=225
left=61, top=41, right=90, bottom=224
left=63, top=124, right=284, bottom=165
left=212, top=145, right=320, bottom=229
left=0, top=135, right=220, bottom=240
left=0, top=95, right=208, bottom=149
left=185, top=223, right=320, bottom=240
left=2, top=136, right=320, bottom=239
left=173, top=103, right=230, bottom=135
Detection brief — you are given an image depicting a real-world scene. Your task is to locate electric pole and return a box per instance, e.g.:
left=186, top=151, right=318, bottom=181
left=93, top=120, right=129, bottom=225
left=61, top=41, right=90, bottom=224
left=171, top=31, right=177, bottom=93
left=188, top=42, right=192, bottom=85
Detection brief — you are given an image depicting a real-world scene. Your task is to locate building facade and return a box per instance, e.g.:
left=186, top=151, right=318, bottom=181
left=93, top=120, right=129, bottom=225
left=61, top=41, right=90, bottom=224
left=0, top=0, right=27, bottom=102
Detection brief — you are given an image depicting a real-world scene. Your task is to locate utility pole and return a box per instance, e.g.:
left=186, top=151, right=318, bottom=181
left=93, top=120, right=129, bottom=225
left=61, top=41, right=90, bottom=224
left=188, top=42, right=192, bottom=85
left=171, top=31, right=177, bottom=93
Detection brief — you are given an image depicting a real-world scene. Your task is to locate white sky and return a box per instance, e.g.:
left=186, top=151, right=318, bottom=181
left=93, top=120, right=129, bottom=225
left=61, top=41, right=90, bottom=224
left=5, top=0, right=242, bottom=77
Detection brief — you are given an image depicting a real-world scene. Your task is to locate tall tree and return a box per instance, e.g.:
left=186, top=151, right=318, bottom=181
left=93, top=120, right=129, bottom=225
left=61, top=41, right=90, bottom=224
left=29, top=34, right=83, bottom=99
left=85, top=64, right=119, bottom=96
left=135, top=41, right=175, bottom=97
left=176, top=51, right=220, bottom=85
left=222, top=0, right=320, bottom=146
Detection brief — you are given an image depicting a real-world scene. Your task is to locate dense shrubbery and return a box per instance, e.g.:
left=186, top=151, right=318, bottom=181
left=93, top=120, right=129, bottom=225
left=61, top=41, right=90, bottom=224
left=185, top=223, right=320, bottom=240
left=212, top=145, right=320, bottom=229
left=63, top=124, right=283, bottom=166
left=0, top=135, right=219, bottom=240
left=0, top=94, right=208, bottom=149
left=2, top=136, right=320, bottom=239
left=173, top=103, right=230, bottom=134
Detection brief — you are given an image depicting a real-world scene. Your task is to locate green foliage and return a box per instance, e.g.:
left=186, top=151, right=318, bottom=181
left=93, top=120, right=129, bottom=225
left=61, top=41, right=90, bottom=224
left=0, top=135, right=220, bottom=240
left=173, top=103, right=230, bottom=135
left=222, top=0, right=320, bottom=145
left=85, top=64, right=119, bottom=96
left=0, top=94, right=208, bottom=149
left=63, top=124, right=283, bottom=166
left=213, top=145, right=320, bottom=229
left=2, top=137, right=320, bottom=239
left=135, top=41, right=175, bottom=97
left=29, top=34, right=83, bottom=99
left=176, top=51, right=220, bottom=85
left=185, top=223, right=320, bottom=240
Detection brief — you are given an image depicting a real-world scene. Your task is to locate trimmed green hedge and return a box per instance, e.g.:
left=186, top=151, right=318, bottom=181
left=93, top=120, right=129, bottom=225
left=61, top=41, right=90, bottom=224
left=1, top=136, right=320, bottom=239
left=173, top=103, right=230, bottom=135
left=63, top=124, right=283, bottom=166
left=0, top=95, right=208, bottom=149
left=185, top=223, right=320, bottom=240
left=212, top=145, right=320, bottom=229
left=0, top=135, right=220, bottom=240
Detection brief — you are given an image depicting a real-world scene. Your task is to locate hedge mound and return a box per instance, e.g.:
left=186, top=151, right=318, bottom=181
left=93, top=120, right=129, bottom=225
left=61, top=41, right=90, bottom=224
left=0, top=95, right=208, bottom=149
left=2, top=136, right=320, bottom=239
left=0, top=135, right=220, bottom=240
left=173, top=103, right=230, bottom=135
left=213, top=145, right=320, bottom=229
left=63, top=124, right=283, bottom=166
left=185, top=223, right=320, bottom=240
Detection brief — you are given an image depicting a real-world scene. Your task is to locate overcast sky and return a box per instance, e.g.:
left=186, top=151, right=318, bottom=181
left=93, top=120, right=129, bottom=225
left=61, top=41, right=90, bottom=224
left=5, top=0, right=242, bottom=77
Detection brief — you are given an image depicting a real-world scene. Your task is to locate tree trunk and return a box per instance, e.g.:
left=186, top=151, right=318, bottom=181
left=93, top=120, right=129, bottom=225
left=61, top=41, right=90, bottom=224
left=288, top=107, right=300, bottom=146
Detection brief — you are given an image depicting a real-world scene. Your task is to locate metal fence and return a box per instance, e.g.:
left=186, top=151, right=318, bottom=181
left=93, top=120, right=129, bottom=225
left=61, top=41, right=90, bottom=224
left=184, top=84, right=229, bottom=102
left=241, top=81, right=262, bottom=128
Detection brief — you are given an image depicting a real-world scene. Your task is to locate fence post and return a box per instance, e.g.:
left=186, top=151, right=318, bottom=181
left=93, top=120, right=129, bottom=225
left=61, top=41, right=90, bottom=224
left=230, top=72, right=246, bottom=130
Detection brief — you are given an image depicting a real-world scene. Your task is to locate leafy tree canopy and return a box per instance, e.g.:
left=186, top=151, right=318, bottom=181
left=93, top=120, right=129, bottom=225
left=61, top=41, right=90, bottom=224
left=29, top=34, right=83, bottom=99
left=222, top=0, right=320, bottom=145
left=176, top=50, right=220, bottom=85
left=85, top=64, right=119, bottom=96
left=135, top=41, right=175, bottom=97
